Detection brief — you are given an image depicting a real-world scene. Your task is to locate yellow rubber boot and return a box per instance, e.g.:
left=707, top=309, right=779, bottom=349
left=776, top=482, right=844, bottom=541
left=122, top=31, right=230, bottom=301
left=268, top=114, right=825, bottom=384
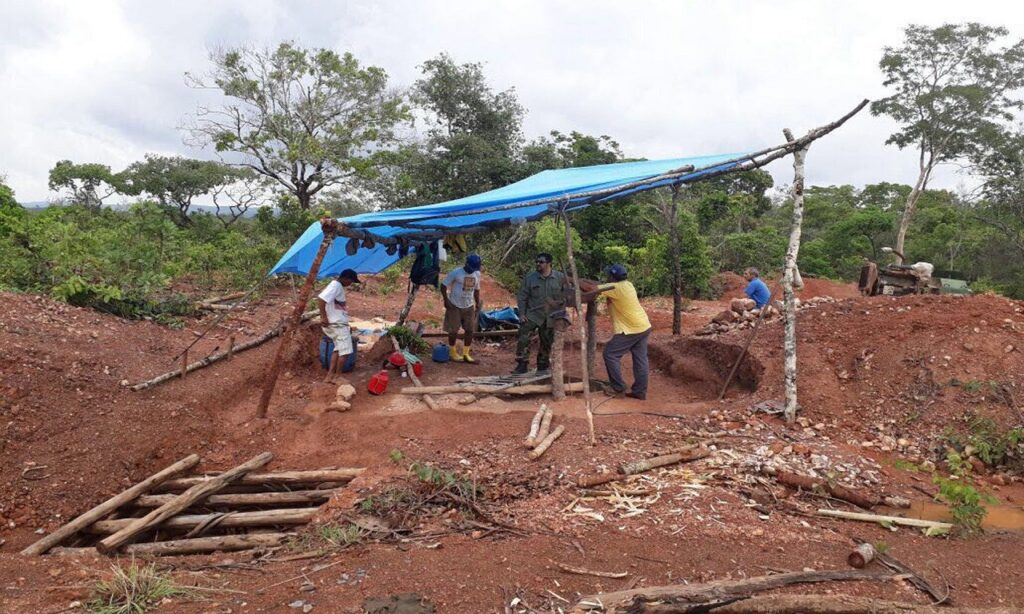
left=462, top=346, right=476, bottom=363
left=449, top=345, right=464, bottom=362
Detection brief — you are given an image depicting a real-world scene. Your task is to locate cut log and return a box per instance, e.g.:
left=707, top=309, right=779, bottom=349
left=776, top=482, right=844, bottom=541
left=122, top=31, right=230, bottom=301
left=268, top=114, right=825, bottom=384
left=130, top=310, right=319, bottom=391
left=155, top=468, right=363, bottom=492
left=534, top=406, right=554, bottom=445
left=97, top=452, right=273, bottom=555
left=847, top=542, right=875, bottom=569
left=551, top=320, right=567, bottom=400
left=529, top=425, right=565, bottom=460
left=773, top=470, right=879, bottom=509
left=400, top=382, right=584, bottom=396
left=87, top=508, right=316, bottom=534
left=574, top=568, right=896, bottom=611
left=130, top=533, right=291, bottom=556
left=817, top=509, right=953, bottom=530
left=20, top=454, right=200, bottom=555
left=134, top=489, right=338, bottom=508
left=637, top=593, right=1015, bottom=614
left=618, top=446, right=710, bottom=476
left=577, top=472, right=620, bottom=488
left=524, top=404, right=548, bottom=448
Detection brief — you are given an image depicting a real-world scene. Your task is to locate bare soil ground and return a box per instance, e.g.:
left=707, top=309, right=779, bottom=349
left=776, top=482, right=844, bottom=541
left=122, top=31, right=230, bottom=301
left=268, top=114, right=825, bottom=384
left=1, top=275, right=1023, bottom=613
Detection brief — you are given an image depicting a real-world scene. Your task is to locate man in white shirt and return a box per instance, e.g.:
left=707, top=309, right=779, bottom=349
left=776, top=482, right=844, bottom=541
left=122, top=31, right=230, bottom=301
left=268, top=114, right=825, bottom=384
left=441, top=254, right=483, bottom=363
left=317, top=268, right=360, bottom=383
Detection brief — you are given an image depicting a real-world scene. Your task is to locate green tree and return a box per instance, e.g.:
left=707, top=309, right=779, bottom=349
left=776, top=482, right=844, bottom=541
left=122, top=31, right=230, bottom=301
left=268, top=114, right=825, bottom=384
left=380, top=53, right=525, bottom=208
left=47, top=160, right=120, bottom=209
left=871, top=23, right=1024, bottom=262
left=121, top=155, right=242, bottom=224
left=188, top=43, right=408, bottom=210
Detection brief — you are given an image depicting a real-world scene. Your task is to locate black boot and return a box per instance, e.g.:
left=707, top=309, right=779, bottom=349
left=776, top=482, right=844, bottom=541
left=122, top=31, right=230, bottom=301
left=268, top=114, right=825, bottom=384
left=512, top=360, right=529, bottom=375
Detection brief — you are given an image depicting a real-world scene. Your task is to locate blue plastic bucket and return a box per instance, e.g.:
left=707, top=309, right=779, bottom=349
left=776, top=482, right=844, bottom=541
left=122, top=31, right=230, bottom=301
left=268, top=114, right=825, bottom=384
left=431, top=343, right=450, bottom=363
left=320, top=335, right=358, bottom=372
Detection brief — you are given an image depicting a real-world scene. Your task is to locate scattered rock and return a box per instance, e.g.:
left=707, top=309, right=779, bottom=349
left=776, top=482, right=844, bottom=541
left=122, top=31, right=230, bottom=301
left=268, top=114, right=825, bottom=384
left=336, top=384, right=357, bottom=401
left=731, top=298, right=756, bottom=313
left=327, top=401, right=351, bottom=412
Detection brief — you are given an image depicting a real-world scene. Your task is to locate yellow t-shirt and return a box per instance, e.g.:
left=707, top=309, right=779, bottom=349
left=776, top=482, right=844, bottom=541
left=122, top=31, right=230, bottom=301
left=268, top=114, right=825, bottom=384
left=600, top=281, right=651, bottom=335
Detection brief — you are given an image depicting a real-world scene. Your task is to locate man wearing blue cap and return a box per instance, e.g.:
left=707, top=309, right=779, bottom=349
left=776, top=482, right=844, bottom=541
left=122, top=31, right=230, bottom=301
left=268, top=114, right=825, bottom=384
left=441, top=254, right=483, bottom=363
left=580, top=264, right=652, bottom=400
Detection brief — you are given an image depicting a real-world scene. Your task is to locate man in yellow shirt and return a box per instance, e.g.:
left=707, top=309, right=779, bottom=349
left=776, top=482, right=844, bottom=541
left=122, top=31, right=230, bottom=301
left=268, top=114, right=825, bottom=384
left=580, top=264, right=652, bottom=400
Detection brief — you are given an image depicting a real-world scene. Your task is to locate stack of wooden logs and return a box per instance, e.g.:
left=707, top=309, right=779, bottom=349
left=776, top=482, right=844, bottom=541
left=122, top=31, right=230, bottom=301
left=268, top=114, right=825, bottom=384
left=21, top=452, right=364, bottom=557
left=523, top=404, right=565, bottom=460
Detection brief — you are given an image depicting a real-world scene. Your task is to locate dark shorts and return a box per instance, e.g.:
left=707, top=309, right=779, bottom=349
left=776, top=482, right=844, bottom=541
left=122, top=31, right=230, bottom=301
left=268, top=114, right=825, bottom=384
left=444, top=305, right=477, bottom=334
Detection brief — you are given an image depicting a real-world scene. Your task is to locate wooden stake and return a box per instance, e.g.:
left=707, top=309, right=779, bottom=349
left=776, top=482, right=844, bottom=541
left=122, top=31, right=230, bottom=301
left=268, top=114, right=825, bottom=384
left=529, top=425, right=565, bottom=460
left=782, top=129, right=806, bottom=423
left=561, top=208, right=595, bottom=445
left=20, top=454, right=200, bottom=555
left=257, top=218, right=339, bottom=419
left=97, top=452, right=273, bottom=554
left=155, top=467, right=363, bottom=491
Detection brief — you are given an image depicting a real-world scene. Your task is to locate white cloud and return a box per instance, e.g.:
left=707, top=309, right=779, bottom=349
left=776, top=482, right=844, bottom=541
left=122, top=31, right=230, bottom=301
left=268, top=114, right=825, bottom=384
left=1, top=0, right=1022, bottom=200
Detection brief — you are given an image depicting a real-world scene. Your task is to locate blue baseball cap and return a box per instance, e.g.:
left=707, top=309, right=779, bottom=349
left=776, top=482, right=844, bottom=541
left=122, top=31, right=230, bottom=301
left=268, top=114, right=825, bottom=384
left=607, top=263, right=628, bottom=280
left=466, top=253, right=482, bottom=272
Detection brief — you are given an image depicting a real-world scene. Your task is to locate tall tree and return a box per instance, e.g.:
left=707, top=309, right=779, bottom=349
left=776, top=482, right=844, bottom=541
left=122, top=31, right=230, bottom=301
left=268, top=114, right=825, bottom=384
left=380, top=53, right=525, bottom=207
left=121, top=155, right=241, bottom=224
left=187, top=43, right=408, bottom=209
left=47, top=160, right=119, bottom=210
left=871, top=23, right=1024, bottom=263
left=971, top=126, right=1024, bottom=258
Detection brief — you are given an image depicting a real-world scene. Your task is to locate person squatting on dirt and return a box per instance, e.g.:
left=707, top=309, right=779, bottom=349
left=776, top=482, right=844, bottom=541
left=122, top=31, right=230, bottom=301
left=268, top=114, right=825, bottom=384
left=513, top=253, right=567, bottom=374
left=317, top=268, right=360, bottom=383
left=441, top=254, right=483, bottom=363
left=743, top=267, right=771, bottom=308
left=579, top=264, right=652, bottom=400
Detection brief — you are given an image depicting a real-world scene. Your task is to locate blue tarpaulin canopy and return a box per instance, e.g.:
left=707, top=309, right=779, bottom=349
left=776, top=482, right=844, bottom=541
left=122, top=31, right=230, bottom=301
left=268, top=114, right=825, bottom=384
left=268, top=152, right=747, bottom=278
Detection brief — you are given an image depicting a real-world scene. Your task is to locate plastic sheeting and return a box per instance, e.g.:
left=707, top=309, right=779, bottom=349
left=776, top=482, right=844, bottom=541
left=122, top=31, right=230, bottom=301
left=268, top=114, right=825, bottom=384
left=268, top=153, right=744, bottom=278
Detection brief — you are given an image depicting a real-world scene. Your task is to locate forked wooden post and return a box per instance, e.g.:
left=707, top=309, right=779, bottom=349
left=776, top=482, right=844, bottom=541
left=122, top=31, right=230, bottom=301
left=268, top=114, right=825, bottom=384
left=561, top=208, right=595, bottom=445
left=256, top=219, right=339, bottom=419
left=396, top=284, right=419, bottom=326
left=782, top=128, right=807, bottom=423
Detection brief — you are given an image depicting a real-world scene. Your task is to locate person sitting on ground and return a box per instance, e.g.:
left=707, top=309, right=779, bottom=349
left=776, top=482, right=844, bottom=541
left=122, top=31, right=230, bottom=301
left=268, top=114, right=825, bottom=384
left=579, top=264, right=652, bottom=401
left=441, top=254, right=483, bottom=363
left=743, top=267, right=771, bottom=308
left=513, top=252, right=567, bottom=374
left=317, top=268, right=360, bottom=383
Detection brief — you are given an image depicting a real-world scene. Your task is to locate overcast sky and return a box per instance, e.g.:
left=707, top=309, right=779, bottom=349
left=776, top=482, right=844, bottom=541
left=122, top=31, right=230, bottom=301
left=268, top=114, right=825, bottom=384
left=2, top=0, right=1022, bottom=202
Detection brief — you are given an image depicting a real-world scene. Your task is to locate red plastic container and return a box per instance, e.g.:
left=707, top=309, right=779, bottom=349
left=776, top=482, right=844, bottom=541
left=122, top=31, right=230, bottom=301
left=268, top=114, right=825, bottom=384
left=413, top=362, right=423, bottom=378
left=368, top=369, right=389, bottom=395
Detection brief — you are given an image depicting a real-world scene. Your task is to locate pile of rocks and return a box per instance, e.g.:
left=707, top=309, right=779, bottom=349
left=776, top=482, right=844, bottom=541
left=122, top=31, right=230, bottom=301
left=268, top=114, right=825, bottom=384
left=697, top=295, right=840, bottom=336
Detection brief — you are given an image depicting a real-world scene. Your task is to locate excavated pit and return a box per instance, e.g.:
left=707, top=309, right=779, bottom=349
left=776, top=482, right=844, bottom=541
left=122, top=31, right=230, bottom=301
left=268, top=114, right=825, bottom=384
left=647, top=337, right=763, bottom=400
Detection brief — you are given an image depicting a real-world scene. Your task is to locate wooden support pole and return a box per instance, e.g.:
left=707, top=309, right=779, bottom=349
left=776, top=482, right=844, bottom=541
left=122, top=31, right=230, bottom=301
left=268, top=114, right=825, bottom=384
left=585, top=301, right=597, bottom=376
left=782, top=129, right=806, bottom=424
left=257, top=219, right=339, bottom=419
left=561, top=208, right=595, bottom=445
left=155, top=468, right=363, bottom=492
left=87, top=508, right=316, bottom=534
left=133, top=489, right=339, bottom=508
left=550, top=320, right=567, bottom=400
left=97, top=452, right=273, bottom=555
left=20, top=454, right=200, bottom=556
left=817, top=509, right=953, bottom=531
left=396, top=284, right=419, bottom=326
left=180, top=350, right=188, bottom=379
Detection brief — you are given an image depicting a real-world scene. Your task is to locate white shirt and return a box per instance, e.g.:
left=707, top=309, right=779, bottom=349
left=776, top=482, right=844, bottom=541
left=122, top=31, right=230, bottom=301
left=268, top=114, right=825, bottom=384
left=318, top=280, right=349, bottom=325
left=443, top=268, right=481, bottom=309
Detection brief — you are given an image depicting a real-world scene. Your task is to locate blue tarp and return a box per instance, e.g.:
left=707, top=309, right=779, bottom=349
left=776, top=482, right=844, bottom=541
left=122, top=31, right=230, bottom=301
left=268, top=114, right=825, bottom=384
left=269, top=153, right=745, bottom=278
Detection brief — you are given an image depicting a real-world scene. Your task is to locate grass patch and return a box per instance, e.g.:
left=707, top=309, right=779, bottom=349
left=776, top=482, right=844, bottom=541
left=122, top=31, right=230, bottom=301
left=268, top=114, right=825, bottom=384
left=86, top=561, right=191, bottom=614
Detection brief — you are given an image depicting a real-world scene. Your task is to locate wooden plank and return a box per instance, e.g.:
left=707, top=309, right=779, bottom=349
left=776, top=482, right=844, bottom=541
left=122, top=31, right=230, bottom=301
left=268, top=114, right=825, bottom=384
left=817, top=509, right=952, bottom=530
left=155, top=468, right=363, bottom=492
left=134, top=489, right=338, bottom=508
left=97, top=452, right=273, bottom=555
left=20, top=454, right=200, bottom=556
left=400, top=383, right=583, bottom=396
left=87, top=508, right=316, bottom=534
